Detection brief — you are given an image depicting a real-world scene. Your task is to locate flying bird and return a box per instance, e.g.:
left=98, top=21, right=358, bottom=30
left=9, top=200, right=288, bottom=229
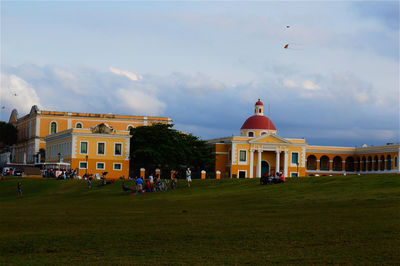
left=284, top=44, right=289, bottom=49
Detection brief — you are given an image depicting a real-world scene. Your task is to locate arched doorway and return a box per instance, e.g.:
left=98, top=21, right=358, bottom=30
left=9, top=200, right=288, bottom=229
left=333, top=156, right=342, bottom=171
left=307, top=155, right=317, bottom=170
left=320, top=156, right=330, bottom=171
left=261, top=161, right=270, bottom=176
left=345, top=157, right=354, bottom=172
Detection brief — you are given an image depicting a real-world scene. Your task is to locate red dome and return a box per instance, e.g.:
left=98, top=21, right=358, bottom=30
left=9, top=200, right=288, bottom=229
left=255, top=99, right=263, bottom=106
left=241, top=115, right=276, bottom=130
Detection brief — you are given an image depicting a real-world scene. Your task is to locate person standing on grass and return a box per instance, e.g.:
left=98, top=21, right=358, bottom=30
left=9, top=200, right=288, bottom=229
left=88, top=176, right=92, bottom=189
left=17, top=182, right=22, bottom=197
left=186, top=168, right=192, bottom=187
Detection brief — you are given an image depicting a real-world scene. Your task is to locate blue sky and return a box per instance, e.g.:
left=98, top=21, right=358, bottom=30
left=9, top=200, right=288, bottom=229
left=1, top=1, right=399, bottom=146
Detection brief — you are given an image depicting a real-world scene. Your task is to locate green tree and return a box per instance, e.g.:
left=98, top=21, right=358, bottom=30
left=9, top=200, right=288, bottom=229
left=0, top=122, right=17, bottom=146
left=129, top=124, right=214, bottom=178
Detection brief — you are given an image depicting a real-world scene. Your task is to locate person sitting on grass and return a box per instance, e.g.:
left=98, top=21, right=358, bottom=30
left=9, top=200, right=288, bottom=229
left=122, top=181, right=135, bottom=193
left=278, top=172, right=286, bottom=183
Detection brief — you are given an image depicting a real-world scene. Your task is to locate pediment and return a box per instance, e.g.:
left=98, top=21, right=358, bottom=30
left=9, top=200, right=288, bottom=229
left=249, top=134, right=291, bottom=144
left=91, top=123, right=114, bottom=134
left=9, top=109, right=18, bottom=123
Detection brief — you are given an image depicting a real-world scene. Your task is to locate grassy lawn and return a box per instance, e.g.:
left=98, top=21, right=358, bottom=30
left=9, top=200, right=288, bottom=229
left=1, top=174, right=399, bottom=265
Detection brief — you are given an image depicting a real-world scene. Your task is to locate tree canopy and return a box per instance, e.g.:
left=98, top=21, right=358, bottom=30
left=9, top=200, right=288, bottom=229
left=0, top=122, right=17, bottom=147
left=129, top=124, right=214, bottom=177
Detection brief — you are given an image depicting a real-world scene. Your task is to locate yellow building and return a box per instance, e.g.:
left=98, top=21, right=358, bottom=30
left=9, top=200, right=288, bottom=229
left=208, top=99, right=400, bottom=178
left=45, top=123, right=131, bottom=179
left=9, top=105, right=171, bottom=164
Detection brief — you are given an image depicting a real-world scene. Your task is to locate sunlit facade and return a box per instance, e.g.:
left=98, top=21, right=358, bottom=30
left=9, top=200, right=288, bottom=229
left=208, top=99, right=400, bottom=178
left=9, top=105, right=171, bottom=165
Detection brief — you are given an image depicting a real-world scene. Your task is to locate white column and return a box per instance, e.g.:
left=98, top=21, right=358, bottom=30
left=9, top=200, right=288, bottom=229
left=23, top=152, right=27, bottom=165
left=257, top=150, right=262, bottom=178
left=284, top=150, right=288, bottom=177
left=275, top=149, right=280, bottom=174
left=249, top=149, right=254, bottom=178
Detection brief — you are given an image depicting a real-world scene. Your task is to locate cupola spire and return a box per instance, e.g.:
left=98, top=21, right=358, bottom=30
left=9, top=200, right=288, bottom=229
left=255, top=99, right=264, bottom=116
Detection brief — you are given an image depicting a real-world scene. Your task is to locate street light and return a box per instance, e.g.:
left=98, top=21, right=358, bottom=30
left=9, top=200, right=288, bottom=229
left=85, top=155, right=88, bottom=175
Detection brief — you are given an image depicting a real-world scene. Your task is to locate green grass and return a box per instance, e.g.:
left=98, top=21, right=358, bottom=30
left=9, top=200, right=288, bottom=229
left=1, top=175, right=399, bottom=265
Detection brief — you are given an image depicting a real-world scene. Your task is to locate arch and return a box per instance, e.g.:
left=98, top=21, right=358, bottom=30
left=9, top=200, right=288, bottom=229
left=374, top=156, right=379, bottom=171
left=261, top=132, right=267, bottom=135
left=75, top=122, right=83, bottom=128
left=261, top=161, right=270, bottom=176
left=127, top=125, right=134, bottom=134
left=345, top=156, right=354, bottom=172
left=333, top=156, right=342, bottom=171
left=320, top=156, right=329, bottom=171
left=362, top=156, right=366, bottom=172
left=50, top=121, right=58, bottom=134
left=380, top=155, right=385, bottom=171
left=387, top=155, right=391, bottom=170
left=355, top=157, right=360, bottom=172
left=248, top=131, right=254, bottom=137
left=307, top=155, right=317, bottom=170
left=368, top=156, right=372, bottom=171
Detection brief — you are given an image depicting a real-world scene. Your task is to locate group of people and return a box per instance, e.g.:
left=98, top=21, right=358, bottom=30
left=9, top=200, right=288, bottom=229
left=44, top=169, right=77, bottom=179
left=121, top=168, right=192, bottom=195
left=260, top=172, right=286, bottom=185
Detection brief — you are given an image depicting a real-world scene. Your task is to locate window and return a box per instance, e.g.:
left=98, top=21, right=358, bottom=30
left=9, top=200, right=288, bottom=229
left=395, top=157, right=398, bottom=168
left=238, top=171, right=246, bottom=178
left=79, top=162, right=87, bottom=169
left=50, top=122, right=57, bottom=134
left=114, top=143, right=122, bottom=156
left=292, top=152, right=299, bottom=164
left=239, top=150, right=247, bottom=162
left=291, top=173, right=298, bottom=177
left=96, top=162, right=105, bottom=170
left=248, top=132, right=254, bottom=137
left=97, top=142, right=105, bottom=155
left=113, top=163, right=122, bottom=170
left=261, top=132, right=267, bottom=135
left=80, top=142, right=88, bottom=154
left=76, top=123, right=82, bottom=128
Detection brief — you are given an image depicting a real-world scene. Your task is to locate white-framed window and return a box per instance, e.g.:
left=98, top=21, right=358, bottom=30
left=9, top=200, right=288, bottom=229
left=79, top=162, right=88, bottom=169
left=114, top=143, right=122, bottom=156
left=97, top=142, right=105, bottom=155
left=238, top=170, right=246, bottom=178
left=239, top=150, right=247, bottom=163
left=261, top=131, right=267, bottom=135
left=49, top=121, right=58, bottom=134
left=75, top=122, right=83, bottom=128
left=248, top=131, right=254, bottom=137
left=80, top=141, right=88, bottom=154
left=291, top=152, right=299, bottom=165
left=290, top=172, right=298, bottom=177
left=96, top=162, right=105, bottom=170
left=113, top=163, right=122, bottom=171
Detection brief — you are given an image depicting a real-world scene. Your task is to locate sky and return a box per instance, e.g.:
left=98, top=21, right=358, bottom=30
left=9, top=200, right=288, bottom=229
left=1, top=1, right=399, bottom=146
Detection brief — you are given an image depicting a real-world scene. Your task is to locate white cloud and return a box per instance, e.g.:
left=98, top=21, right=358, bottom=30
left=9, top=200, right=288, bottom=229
left=302, top=80, right=320, bottom=90
left=0, top=73, right=42, bottom=115
left=109, top=67, right=141, bottom=81
left=283, top=79, right=297, bottom=87
left=116, top=89, right=166, bottom=116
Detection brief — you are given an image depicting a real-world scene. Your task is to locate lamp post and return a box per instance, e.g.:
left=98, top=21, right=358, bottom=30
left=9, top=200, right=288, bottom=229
left=85, top=155, right=88, bottom=176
